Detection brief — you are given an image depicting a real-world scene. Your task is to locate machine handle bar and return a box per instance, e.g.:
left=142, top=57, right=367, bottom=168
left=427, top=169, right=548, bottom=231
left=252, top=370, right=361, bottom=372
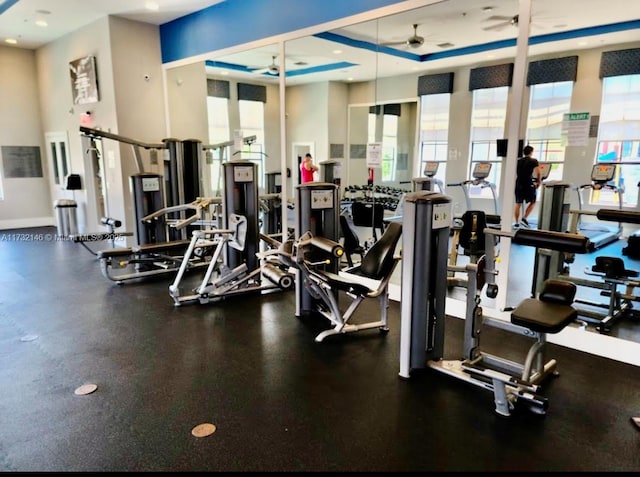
left=597, top=208, right=640, bottom=225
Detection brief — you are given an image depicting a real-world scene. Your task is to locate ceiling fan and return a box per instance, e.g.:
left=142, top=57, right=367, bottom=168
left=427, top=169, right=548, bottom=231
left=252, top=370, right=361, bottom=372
left=381, top=24, right=425, bottom=49
left=482, top=13, right=560, bottom=33
left=253, top=55, right=280, bottom=75
left=482, top=14, right=521, bottom=32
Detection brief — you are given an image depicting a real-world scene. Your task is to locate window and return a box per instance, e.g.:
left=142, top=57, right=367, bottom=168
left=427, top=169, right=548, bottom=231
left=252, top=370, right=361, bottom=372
left=238, top=99, right=266, bottom=190
left=419, top=93, right=450, bottom=188
left=206, top=96, right=231, bottom=195
left=469, top=86, right=508, bottom=199
left=367, top=106, right=400, bottom=182
left=45, top=132, right=70, bottom=190
left=526, top=81, right=573, bottom=182
left=381, top=114, right=398, bottom=182
left=594, top=74, right=640, bottom=207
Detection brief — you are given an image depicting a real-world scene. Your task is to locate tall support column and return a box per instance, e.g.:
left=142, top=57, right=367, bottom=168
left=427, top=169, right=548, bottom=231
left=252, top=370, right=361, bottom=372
left=496, top=0, right=532, bottom=309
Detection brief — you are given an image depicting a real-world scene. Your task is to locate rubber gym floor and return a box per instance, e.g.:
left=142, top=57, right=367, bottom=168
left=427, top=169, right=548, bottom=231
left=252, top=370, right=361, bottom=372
left=1, top=226, right=639, bottom=472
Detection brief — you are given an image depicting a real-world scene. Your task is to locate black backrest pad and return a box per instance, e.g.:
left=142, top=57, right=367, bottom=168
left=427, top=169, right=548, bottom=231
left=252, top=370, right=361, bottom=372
left=539, top=279, right=577, bottom=305
left=340, top=215, right=361, bottom=251
left=359, top=222, right=403, bottom=280
left=459, top=210, right=487, bottom=252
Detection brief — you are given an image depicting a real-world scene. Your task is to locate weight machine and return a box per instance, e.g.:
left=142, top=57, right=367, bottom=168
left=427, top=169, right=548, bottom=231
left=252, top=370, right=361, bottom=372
left=531, top=176, right=640, bottom=333
left=90, top=198, right=221, bottom=284
left=555, top=208, right=640, bottom=333
left=168, top=161, right=294, bottom=306
left=276, top=181, right=403, bottom=342
left=399, top=190, right=591, bottom=417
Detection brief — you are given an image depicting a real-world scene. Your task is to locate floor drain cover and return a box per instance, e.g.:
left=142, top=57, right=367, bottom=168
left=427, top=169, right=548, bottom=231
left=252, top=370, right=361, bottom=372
left=191, top=423, right=216, bottom=438
left=74, top=384, right=98, bottom=396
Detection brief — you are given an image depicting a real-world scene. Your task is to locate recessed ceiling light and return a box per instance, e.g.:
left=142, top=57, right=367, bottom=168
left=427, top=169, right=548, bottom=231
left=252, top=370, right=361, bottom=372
left=36, top=9, right=51, bottom=15
left=145, top=2, right=159, bottom=11
left=5, top=38, right=17, bottom=44
left=332, top=49, right=342, bottom=54
left=220, top=71, right=229, bottom=75
left=482, top=6, right=493, bottom=13
left=35, top=20, right=48, bottom=27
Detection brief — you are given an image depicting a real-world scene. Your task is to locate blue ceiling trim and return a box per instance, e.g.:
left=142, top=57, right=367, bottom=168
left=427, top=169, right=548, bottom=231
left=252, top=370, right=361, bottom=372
left=206, top=59, right=358, bottom=78
left=287, top=61, right=358, bottom=77
left=160, top=0, right=403, bottom=64
left=206, top=60, right=255, bottom=73
left=421, top=39, right=515, bottom=62
left=529, top=19, right=640, bottom=45
left=314, top=31, right=421, bottom=61
left=0, top=0, right=19, bottom=15
left=421, top=20, right=640, bottom=63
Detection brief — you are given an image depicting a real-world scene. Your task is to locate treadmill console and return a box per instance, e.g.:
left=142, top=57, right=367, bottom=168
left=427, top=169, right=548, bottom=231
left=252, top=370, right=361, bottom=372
left=591, top=163, right=615, bottom=184
left=472, top=162, right=492, bottom=180
left=537, top=162, right=551, bottom=181
left=423, top=161, right=439, bottom=177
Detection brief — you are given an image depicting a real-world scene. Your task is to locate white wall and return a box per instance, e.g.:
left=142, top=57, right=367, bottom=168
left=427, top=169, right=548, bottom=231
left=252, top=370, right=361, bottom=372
left=30, top=16, right=169, bottom=241
left=0, top=46, right=51, bottom=229
left=285, top=81, right=329, bottom=194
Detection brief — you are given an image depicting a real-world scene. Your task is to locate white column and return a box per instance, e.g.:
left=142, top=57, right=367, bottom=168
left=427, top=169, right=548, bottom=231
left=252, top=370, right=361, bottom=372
left=496, top=0, right=532, bottom=310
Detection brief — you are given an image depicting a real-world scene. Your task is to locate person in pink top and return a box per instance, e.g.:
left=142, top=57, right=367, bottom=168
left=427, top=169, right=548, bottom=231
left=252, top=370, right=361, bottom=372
left=300, top=153, right=318, bottom=183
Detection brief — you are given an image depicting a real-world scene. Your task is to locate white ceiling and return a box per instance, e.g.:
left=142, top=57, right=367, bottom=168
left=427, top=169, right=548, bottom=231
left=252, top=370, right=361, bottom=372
left=1, top=0, right=639, bottom=85
left=0, top=0, right=224, bottom=49
left=209, top=0, right=640, bottom=85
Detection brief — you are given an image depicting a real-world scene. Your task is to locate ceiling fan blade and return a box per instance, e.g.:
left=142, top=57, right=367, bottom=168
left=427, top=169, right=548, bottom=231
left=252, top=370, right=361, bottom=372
left=380, top=40, right=408, bottom=47
left=483, top=15, right=514, bottom=23
left=482, top=21, right=511, bottom=32
left=482, top=14, right=519, bottom=32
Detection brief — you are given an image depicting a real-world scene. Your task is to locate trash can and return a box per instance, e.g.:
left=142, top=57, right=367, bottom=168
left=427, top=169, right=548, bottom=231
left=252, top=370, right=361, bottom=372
left=53, top=199, right=78, bottom=237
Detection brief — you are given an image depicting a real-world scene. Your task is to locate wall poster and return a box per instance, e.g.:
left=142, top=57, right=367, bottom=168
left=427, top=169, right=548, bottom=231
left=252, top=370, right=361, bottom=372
left=1, top=146, right=43, bottom=178
left=69, top=55, right=99, bottom=105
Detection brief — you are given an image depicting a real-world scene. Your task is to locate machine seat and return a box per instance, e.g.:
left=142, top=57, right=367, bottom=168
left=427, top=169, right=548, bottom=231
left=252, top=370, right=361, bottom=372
left=511, top=279, right=577, bottom=333
left=294, top=221, right=403, bottom=342
left=591, top=256, right=639, bottom=280
left=131, top=240, right=191, bottom=254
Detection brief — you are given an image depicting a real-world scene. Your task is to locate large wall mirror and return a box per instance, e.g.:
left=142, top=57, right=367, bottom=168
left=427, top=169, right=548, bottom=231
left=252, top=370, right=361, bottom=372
left=162, top=0, right=640, bottom=362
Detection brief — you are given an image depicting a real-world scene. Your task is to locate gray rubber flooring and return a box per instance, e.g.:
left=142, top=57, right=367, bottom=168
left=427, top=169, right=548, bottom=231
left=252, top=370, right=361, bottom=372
left=1, top=226, right=639, bottom=472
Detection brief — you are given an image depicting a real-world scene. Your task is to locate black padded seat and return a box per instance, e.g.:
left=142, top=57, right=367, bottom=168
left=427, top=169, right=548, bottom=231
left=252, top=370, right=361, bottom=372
left=97, top=247, right=133, bottom=259
left=511, top=279, right=577, bottom=333
left=592, top=256, right=639, bottom=279
left=511, top=299, right=577, bottom=334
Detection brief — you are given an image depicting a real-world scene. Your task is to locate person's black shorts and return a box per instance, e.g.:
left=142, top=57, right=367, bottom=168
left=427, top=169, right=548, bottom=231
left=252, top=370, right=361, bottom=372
left=515, top=183, right=536, bottom=204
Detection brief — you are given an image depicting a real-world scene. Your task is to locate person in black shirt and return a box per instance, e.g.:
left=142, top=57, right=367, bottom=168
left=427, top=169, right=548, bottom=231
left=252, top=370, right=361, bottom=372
left=514, top=145, right=541, bottom=227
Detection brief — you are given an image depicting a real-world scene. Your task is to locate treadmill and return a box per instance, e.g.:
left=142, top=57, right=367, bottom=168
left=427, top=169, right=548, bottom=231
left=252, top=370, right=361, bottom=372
left=447, top=161, right=500, bottom=227
left=572, top=163, right=623, bottom=249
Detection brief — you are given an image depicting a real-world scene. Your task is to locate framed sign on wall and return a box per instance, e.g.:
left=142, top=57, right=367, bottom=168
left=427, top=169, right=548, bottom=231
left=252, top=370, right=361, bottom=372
left=69, top=55, right=99, bottom=105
